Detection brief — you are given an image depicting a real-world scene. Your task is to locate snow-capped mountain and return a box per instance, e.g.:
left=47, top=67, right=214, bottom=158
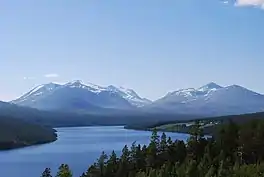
left=12, top=80, right=151, bottom=111
left=107, top=85, right=152, bottom=107
left=12, top=81, right=264, bottom=116
left=13, top=82, right=61, bottom=104
left=147, top=82, right=264, bottom=116
left=197, top=82, right=223, bottom=92
left=157, top=82, right=222, bottom=104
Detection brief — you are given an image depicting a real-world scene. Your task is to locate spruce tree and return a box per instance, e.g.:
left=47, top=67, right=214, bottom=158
left=105, top=150, right=118, bottom=177
left=160, top=132, right=167, bottom=153
left=97, top=151, right=108, bottom=177
left=56, top=164, right=72, bottom=177
left=150, top=128, right=160, bottom=148
left=42, top=168, right=52, bottom=177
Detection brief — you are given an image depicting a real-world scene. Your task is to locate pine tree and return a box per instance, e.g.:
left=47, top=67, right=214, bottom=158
left=146, top=129, right=160, bottom=168
left=97, top=151, right=108, bottom=177
left=56, top=164, right=72, bottom=177
left=116, top=145, right=131, bottom=177
left=42, top=168, right=52, bottom=177
left=121, top=145, right=130, bottom=162
left=130, top=141, right=138, bottom=167
left=85, top=163, right=98, bottom=177
left=160, top=132, right=167, bottom=153
left=105, top=150, right=118, bottom=177
left=150, top=128, right=160, bottom=148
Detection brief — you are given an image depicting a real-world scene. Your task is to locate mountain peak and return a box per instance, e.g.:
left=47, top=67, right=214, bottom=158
left=198, top=82, right=222, bottom=92
left=107, top=85, right=119, bottom=91
left=30, top=82, right=61, bottom=93
left=66, top=80, right=85, bottom=85
left=12, top=80, right=151, bottom=108
left=107, top=85, right=139, bottom=98
left=65, top=80, right=103, bottom=90
left=107, top=85, right=151, bottom=106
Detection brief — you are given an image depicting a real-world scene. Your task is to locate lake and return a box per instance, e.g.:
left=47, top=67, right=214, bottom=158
left=0, top=126, right=190, bottom=177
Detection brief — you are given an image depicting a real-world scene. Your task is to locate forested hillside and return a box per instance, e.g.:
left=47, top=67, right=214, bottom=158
left=124, top=111, right=264, bottom=134
left=0, top=101, right=197, bottom=127
left=41, top=119, right=264, bottom=177
left=0, top=116, right=57, bottom=150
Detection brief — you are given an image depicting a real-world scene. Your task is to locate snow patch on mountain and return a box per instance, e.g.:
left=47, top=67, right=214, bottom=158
left=107, top=85, right=151, bottom=107
left=12, top=80, right=151, bottom=107
left=149, top=82, right=264, bottom=116
left=14, top=83, right=61, bottom=103
left=167, top=82, right=223, bottom=99
left=197, top=82, right=223, bottom=92
left=65, top=80, right=107, bottom=93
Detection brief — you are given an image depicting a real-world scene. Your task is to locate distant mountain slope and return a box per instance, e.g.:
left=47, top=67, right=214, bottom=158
left=107, top=85, right=152, bottom=107
left=146, top=82, right=264, bottom=116
left=0, top=100, right=198, bottom=129
left=12, top=80, right=151, bottom=111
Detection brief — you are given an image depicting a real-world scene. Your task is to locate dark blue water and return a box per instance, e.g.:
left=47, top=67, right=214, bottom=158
left=0, top=126, right=189, bottom=177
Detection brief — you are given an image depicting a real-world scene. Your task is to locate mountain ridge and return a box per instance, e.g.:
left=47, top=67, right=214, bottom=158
left=11, top=81, right=264, bottom=116
left=11, top=80, right=151, bottom=111
left=146, top=82, right=264, bottom=116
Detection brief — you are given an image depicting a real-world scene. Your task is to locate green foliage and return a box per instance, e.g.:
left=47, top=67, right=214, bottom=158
left=44, top=119, right=264, bottom=177
left=56, top=164, right=72, bottom=177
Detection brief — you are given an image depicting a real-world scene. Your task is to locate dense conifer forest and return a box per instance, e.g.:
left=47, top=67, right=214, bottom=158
left=0, top=116, right=57, bottom=150
left=41, top=119, right=264, bottom=177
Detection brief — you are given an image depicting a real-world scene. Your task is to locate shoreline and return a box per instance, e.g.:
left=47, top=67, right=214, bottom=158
left=0, top=139, right=57, bottom=151
left=124, top=126, right=190, bottom=134
left=124, top=125, right=214, bottom=136
left=0, top=130, right=58, bottom=151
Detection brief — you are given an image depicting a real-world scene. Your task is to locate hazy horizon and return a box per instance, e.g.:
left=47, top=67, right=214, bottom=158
left=1, top=0, right=264, bottom=101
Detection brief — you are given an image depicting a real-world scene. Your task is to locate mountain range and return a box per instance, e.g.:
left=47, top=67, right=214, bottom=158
left=11, top=81, right=264, bottom=117
left=147, top=82, right=264, bottom=116
left=12, top=80, right=151, bottom=112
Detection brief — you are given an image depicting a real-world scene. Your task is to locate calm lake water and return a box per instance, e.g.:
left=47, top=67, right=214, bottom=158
left=0, top=126, right=190, bottom=177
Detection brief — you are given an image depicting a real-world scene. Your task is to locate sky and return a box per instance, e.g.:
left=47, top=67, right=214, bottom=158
left=0, top=0, right=264, bottom=101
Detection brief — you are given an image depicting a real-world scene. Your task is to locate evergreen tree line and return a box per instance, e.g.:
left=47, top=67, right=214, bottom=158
left=41, top=119, right=264, bottom=177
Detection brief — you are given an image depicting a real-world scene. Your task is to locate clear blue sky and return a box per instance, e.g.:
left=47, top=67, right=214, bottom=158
left=0, top=0, right=264, bottom=101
